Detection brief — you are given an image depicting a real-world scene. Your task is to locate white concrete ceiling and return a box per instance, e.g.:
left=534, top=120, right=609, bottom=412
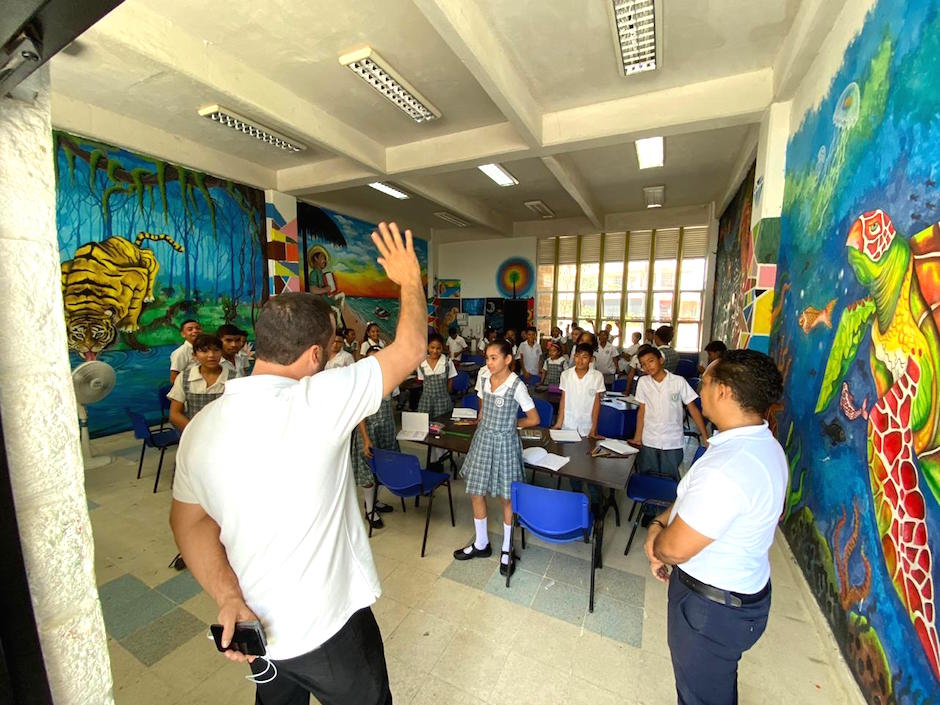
left=49, top=0, right=841, bottom=238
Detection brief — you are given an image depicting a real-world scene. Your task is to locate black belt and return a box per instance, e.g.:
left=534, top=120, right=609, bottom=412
left=675, top=567, right=770, bottom=608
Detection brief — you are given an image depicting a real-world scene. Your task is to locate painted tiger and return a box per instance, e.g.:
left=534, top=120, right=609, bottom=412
left=61, top=232, right=184, bottom=360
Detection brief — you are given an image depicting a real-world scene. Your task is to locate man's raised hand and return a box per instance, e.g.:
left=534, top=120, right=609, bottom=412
left=372, top=222, right=420, bottom=288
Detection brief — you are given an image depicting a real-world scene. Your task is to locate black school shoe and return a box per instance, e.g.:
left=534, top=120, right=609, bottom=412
left=374, top=501, right=394, bottom=514
left=499, top=551, right=520, bottom=577
left=453, top=542, right=492, bottom=560
left=367, top=514, right=385, bottom=530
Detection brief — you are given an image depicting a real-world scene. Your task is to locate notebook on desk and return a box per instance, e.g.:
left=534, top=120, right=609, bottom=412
left=396, top=412, right=429, bottom=441
left=522, top=446, right=570, bottom=471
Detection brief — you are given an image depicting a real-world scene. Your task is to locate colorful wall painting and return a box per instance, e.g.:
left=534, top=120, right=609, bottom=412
left=462, top=298, right=486, bottom=316
left=710, top=164, right=780, bottom=353
left=55, top=131, right=266, bottom=437
left=436, top=299, right=461, bottom=333
left=774, top=1, right=940, bottom=700
left=496, top=257, right=534, bottom=298
left=264, top=190, right=300, bottom=295
left=485, top=298, right=505, bottom=333
left=435, top=279, right=461, bottom=298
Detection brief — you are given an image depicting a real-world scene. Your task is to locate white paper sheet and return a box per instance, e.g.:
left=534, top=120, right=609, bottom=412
left=549, top=429, right=582, bottom=442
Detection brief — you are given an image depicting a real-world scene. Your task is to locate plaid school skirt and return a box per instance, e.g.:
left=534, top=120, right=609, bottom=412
left=460, top=378, right=524, bottom=499
left=350, top=397, right=399, bottom=486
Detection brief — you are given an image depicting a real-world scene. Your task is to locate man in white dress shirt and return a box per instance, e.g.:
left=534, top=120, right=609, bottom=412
left=644, top=349, right=786, bottom=705
left=593, top=329, right=620, bottom=375
left=446, top=327, right=468, bottom=361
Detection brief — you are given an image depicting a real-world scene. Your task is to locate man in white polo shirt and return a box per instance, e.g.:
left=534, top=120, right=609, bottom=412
left=446, top=326, right=468, bottom=361
left=643, top=349, right=787, bottom=705
left=169, top=223, right=426, bottom=705
left=593, top=328, right=620, bottom=375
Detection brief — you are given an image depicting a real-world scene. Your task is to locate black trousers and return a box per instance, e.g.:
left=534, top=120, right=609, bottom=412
left=251, top=607, right=392, bottom=705
left=667, top=570, right=770, bottom=705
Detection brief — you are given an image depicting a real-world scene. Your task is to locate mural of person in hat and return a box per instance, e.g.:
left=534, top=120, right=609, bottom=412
left=308, top=245, right=347, bottom=327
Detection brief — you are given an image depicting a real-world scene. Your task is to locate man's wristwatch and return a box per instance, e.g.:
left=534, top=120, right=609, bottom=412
left=650, top=519, right=666, bottom=529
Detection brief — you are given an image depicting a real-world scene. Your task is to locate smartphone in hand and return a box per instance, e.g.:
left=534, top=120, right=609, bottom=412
left=210, top=620, right=267, bottom=656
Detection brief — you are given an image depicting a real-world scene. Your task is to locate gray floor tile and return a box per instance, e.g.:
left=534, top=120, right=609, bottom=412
left=120, top=607, right=208, bottom=666
left=531, top=578, right=588, bottom=626
left=583, top=595, right=644, bottom=646
left=99, top=574, right=176, bottom=640
left=155, top=570, right=203, bottom=605
left=442, top=555, right=498, bottom=590
left=594, top=567, right=645, bottom=607
left=546, top=552, right=593, bottom=591
left=485, top=566, right=541, bottom=607
left=511, top=541, right=554, bottom=575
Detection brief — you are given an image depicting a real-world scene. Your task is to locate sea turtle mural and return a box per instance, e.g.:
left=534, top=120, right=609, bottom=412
left=816, top=209, right=940, bottom=680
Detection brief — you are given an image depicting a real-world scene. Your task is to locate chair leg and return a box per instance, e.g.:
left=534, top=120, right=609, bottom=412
left=555, top=475, right=562, bottom=489
left=445, top=480, right=455, bottom=526
left=137, top=442, right=146, bottom=479
left=624, top=502, right=644, bottom=555
left=608, top=488, right=621, bottom=527
left=153, top=447, right=166, bottom=493
left=401, top=496, right=407, bottom=513
left=521, top=526, right=526, bottom=550
left=627, top=501, right=638, bottom=522
left=589, top=528, right=597, bottom=612
left=420, top=492, right=434, bottom=558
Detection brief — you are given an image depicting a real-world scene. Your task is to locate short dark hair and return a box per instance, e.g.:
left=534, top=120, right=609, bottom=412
left=704, top=340, right=728, bottom=354
left=254, top=293, right=334, bottom=365
left=578, top=332, right=598, bottom=352
left=365, top=345, right=383, bottom=357
left=217, top=324, right=241, bottom=338
left=708, top=349, right=782, bottom=415
left=180, top=318, right=199, bottom=330
left=193, top=333, right=223, bottom=352
left=524, top=326, right=536, bottom=334
left=428, top=333, right=444, bottom=346
left=655, top=325, right=674, bottom=344
left=637, top=344, right=662, bottom=360
left=486, top=339, right=514, bottom=357
left=574, top=342, right=595, bottom=356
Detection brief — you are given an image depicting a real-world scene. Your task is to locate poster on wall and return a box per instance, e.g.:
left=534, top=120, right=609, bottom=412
left=436, top=298, right=461, bottom=333
left=54, top=131, right=266, bottom=437
left=462, top=298, right=485, bottom=315
left=297, top=205, right=428, bottom=343
left=435, top=279, right=461, bottom=298
left=772, top=0, right=940, bottom=699
left=495, top=257, right=534, bottom=298
left=484, top=298, right=504, bottom=332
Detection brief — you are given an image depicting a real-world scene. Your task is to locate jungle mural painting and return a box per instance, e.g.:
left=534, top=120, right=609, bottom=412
left=55, top=131, right=266, bottom=437
left=774, top=1, right=940, bottom=701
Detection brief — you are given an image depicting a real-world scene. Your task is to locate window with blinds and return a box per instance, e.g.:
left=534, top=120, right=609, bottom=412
left=535, top=226, right=710, bottom=350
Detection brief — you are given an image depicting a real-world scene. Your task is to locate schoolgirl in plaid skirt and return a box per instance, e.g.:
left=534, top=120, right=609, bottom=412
left=454, top=339, right=540, bottom=577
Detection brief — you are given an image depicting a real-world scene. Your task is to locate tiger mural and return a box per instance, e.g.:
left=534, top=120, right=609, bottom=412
left=61, top=233, right=184, bottom=360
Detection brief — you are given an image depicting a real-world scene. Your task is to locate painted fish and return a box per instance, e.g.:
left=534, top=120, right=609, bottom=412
left=839, top=381, right=869, bottom=421
left=821, top=418, right=846, bottom=444
left=799, top=298, right=837, bottom=333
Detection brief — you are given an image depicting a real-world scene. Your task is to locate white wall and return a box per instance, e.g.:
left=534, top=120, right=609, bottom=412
left=436, top=236, right=538, bottom=299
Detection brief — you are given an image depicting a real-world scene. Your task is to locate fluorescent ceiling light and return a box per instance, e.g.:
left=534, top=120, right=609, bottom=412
left=198, top=104, right=306, bottom=152
left=635, top=136, right=664, bottom=169
left=339, top=47, right=441, bottom=123
left=524, top=200, right=555, bottom=219
left=478, top=163, right=518, bottom=187
left=644, top=185, right=665, bottom=208
left=607, top=0, right=658, bottom=76
left=368, top=182, right=410, bottom=200
left=434, top=211, right=470, bottom=227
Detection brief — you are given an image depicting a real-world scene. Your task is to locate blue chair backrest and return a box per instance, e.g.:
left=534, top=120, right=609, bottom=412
left=511, top=482, right=589, bottom=539
left=627, top=472, right=678, bottom=503
left=675, top=359, right=697, bottom=379
left=622, top=407, right=638, bottom=439
left=464, top=354, right=485, bottom=365
left=525, top=373, right=541, bottom=386
left=532, top=398, right=553, bottom=427
left=611, top=378, right=627, bottom=393
left=126, top=409, right=151, bottom=441
left=687, top=377, right=701, bottom=393
left=692, top=445, right=707, bottom=465
left=462, top=394, right=479, bottom=412
left=369, top=449, right=422, bottom=493
left=597, top=404, right=624, bottom=438
left=158, top=384, right=173, bottom=414
left=452, top=371, right=470, bottom=394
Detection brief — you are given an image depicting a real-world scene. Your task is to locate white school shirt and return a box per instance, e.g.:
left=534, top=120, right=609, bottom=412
left=478, top=338, right=488, bottom=352
left=622, top=343, right=641, bottom=370
left=170, top=340, right=194, bottom=373
left=360, top=339, right=385, bottom=357
left=172, top=358, right=384, bottom=660
left=417, top=357, right=457, bottom=380
left=559, top=367, right=606, bottom=436
left=568, top=348, right=596, bottom=370
left=594, top=342, right=620, bottom=375
left=446, top=335, right=468, bottom=359
left=475, top=370, right=535, bottom=412
left=517, top=341, right=541, bottom=376
left=669, top=422, right=787, bottom=593
left=166, top=365, right=230, bottom=403
left=325, top=349, right=354, bottom=370
left=221, top=358, right=242, bottom=379
left=635, top=371, right=698, bottom=450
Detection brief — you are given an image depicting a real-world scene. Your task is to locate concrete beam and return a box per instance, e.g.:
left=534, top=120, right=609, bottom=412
left=772, top=0, right=851, bottom=100
left=716, top=123, right=760, bottom=216
left=278, top=157, right=377, bottom=195
left=540, top=154, right=603, bottom=229
left=412, top=0, right=543, bottom=147
left=604, top=204, right=713, bottom=232
left=386, top=122, right=529, bottom=175
left=396, top=175, right=514, bottom=236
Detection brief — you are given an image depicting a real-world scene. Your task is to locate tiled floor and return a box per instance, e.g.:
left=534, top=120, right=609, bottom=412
left=85, top=430, right=864, bottom=704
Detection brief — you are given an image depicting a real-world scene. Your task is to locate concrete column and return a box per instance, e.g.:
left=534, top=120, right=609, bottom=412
left=0, top=66, right=113, bottom=704
left=753, top=100, right=792, bottom=228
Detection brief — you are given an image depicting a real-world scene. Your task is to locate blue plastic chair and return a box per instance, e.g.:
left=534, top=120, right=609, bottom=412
left=675, top=359, right=697, bottom=379
left=509, top=482, right=598, bottom=611
left=369, top=449, right=454, bottom=557
left=157, top=383, right=173, bottom=430
left=464, top=354, right=485, bottom=365
left=692, top=445, right=707, bottom=464
left=684, top=397, right=705, bottom=443
left=597, top=405, right=625, bottom=438
left=462, top=394, right=479, bottom=412
left=516, top=398, right=553, bottom=427
left=622, top=408, right=638, bottom=440
left=688, top=377, right=702, bottom=393
left=623, top=473, right=679, bottom=555
left=611, top=378, right=628, bottom=393
left=451, top=371, right=470, bottom=398
left=127, top=409, right=180, bottom=493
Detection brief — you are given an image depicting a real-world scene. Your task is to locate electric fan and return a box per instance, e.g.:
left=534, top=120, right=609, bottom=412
left=72, top=360, right=116, bottom=469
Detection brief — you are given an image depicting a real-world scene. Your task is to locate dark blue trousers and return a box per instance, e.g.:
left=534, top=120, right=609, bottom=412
left=667, top=570, right=770, bottom=705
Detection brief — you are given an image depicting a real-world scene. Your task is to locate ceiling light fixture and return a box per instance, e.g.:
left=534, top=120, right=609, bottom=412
left=478, top=163, right=518, bottom=187
left=368, top=182, right=410, bottom=200
left=524, top=200, right=555, bottom=219
left=635, top=136, right=664, bottom=169
left=607, top=0, right=658, bottom=76
left=198, top=105, right=306, bottom=152
left=644, top=185, right=665, bottom=208
left=434, top=211, right=470, bottom=227
left=339, top=47, right=441, bottom=123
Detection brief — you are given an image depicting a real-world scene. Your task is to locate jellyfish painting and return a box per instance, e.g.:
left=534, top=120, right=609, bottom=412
left=834, top=82, right=861, bottom=129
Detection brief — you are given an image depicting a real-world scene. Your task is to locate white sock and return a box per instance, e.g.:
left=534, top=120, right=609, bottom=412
left=501, top=523, right=512, bottom=564
left=463, top=517, right=489, bottom=553
left=363, top=485, right=376, bottom=513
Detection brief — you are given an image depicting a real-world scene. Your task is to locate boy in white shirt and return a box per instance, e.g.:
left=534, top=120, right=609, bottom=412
left=631, top=345, right=709, bottom=479
left=325, top=331, right=355, bottom=369
left=446, top=327, right=468, bottom=361
left=516, top=326, right=541, bottom=381
left=594, top=329, right=620, bottom=375
left=170, top=319, right=203, bottom=383
left=619, top=331, right=642, bottom=372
